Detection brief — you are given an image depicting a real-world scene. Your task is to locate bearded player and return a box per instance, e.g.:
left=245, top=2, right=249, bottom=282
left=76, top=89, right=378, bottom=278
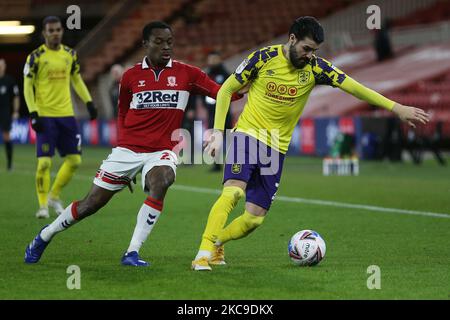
left=192, top=16, right=430, bottom=270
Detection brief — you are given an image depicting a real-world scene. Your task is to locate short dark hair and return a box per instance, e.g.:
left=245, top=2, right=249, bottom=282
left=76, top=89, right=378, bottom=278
left=289, top=16, right=324, bottom=44
left=142, top=21, right=172, bottom=41
left=42, top=16, right=62, bottom=29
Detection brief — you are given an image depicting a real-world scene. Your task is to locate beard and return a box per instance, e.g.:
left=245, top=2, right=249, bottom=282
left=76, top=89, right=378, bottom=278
left=289, top=44, right=309, bottom=69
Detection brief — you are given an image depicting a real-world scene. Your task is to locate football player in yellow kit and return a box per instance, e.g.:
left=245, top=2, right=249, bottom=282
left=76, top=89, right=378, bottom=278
left=24, top=16, right=97, bottom=219
left=192, top=16, right=429, bottom=270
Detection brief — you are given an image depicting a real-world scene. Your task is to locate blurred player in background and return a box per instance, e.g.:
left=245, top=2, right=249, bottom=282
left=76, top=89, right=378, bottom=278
left=23, top=16, right=97, bottom=219
left=24, top=21, right=243, bottom=267
left=192, top=16, right=430, bottom=271
left=109, top=63, right=124, bottom=119
left=0, top=58, right=20, bottom=171
left=203, top=51, right=233, bottom=172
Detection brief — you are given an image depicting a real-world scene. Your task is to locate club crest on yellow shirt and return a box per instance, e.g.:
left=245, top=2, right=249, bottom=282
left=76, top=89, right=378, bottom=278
left=298, top=71, right=311, bottom=85
left=231, top=164, right=242, bottom=174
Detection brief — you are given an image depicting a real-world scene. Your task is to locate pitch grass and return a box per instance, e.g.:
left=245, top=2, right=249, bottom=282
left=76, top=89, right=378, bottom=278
left=0, top=145, right=449, bottom=299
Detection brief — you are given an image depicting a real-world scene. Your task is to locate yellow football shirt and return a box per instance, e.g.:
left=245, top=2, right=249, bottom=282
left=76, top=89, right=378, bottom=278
left=215, top=44, right=395, bottom=153
left=23, top=44, right=92, bottom=117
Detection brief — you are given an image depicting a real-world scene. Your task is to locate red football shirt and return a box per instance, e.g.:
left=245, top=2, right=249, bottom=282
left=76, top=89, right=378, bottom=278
left=117, top=57, right=231, bottom=153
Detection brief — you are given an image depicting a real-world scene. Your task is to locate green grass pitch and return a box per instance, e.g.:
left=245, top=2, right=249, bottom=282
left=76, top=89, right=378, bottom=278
left=0, top=145, right=449, bottom=299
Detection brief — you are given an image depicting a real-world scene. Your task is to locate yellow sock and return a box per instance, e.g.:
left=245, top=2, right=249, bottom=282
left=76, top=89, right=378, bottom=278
left=217, top=210, right=265, bottom=245
left=50, top=154, right=81, bottom=199
left=199, top=186, right=244, bottom=253
left=36, top=157, right=52, bottom=208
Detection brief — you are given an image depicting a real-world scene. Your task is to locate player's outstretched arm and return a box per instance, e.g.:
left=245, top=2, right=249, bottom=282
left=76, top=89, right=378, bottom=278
left=338, top=77, right=430, bottom=127
left=313, top=57, right=430, bottom=128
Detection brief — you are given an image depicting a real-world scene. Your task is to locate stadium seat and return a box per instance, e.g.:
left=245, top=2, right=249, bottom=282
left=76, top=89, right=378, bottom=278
left=393, top=0, right=450, bottom=27
left=80, top=0, right=188, bottom=82
left=167, top=0, right=362, bottom=68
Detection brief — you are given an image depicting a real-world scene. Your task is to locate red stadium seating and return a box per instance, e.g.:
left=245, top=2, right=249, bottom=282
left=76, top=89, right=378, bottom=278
left=350, top=71, right=450, bottom=138
left=172, top=0, right=362, bottom=67
left=81, top=0, right=363, bottom=81
left=82, top=0, right=190, bottom=82
left=393, top=0, right=450, bottom=27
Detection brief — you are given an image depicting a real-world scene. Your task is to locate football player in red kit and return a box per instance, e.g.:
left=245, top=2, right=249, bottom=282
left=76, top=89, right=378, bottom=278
left=24, top=21, right=242, bottom=266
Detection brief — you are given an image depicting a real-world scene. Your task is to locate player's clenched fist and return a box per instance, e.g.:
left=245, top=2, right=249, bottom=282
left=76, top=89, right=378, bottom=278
left=204, top=129, right=224, bottom=158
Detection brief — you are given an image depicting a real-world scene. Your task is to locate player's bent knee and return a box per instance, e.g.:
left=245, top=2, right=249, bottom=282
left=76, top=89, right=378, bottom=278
left=79, top=197, right=103, bottom=217
left=65, top=154, right=82, bottom=169
left=162, top=169, right=176, bottom=187
left=2, top=132, right=10, bottom=141
left=244, top=211, right=265, bottom=230
left=37, top=157, right=52, bottom=172
left=222, top=185, right=245, bottom=204
left=77, top=185, right=116, bottom=218
left=224, top=179, right=247, bottom=191
left=147, top=167, right=175, bottom=190
left=163, top=169, right=175, bottom=188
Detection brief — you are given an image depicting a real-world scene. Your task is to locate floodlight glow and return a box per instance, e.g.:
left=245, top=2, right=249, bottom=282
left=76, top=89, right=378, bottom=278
left=0, top=25, right=35, bottom=35
left=0, top=21, right=21, bottom=27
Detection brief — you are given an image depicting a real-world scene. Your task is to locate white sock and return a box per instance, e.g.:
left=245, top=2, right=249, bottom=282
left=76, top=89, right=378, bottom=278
left=195, top=250, right=212, bottom=261
left=127, top=196, right=163, bottom=253
left=40, top=202, right=79, bottom=242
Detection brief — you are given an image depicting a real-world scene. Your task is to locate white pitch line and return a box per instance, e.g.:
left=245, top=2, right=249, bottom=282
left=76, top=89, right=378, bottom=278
left=9, top=170, right=450, bottom=219
left=275, top=196, right=450, bottom=219
left=172, top=185, right=450, bottom=219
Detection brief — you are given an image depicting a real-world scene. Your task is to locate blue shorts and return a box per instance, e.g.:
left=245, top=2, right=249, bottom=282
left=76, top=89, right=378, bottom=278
left=36, top=117, right=81, bottom=157
left=223, top=132, right=285, bottom=210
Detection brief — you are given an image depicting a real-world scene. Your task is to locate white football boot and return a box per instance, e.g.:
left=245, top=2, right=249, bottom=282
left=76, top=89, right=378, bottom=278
left=35, top=207, right=50, bottom=219
left=48, top=197, right=64, bottom=216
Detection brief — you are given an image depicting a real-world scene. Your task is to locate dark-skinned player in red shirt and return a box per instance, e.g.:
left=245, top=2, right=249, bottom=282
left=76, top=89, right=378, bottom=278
left=24, top=21, right=243, bottom=267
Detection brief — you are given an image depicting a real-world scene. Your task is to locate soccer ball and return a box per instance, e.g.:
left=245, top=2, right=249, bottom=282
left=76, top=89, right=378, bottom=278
left=288, top=230, right=326, bottom=266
